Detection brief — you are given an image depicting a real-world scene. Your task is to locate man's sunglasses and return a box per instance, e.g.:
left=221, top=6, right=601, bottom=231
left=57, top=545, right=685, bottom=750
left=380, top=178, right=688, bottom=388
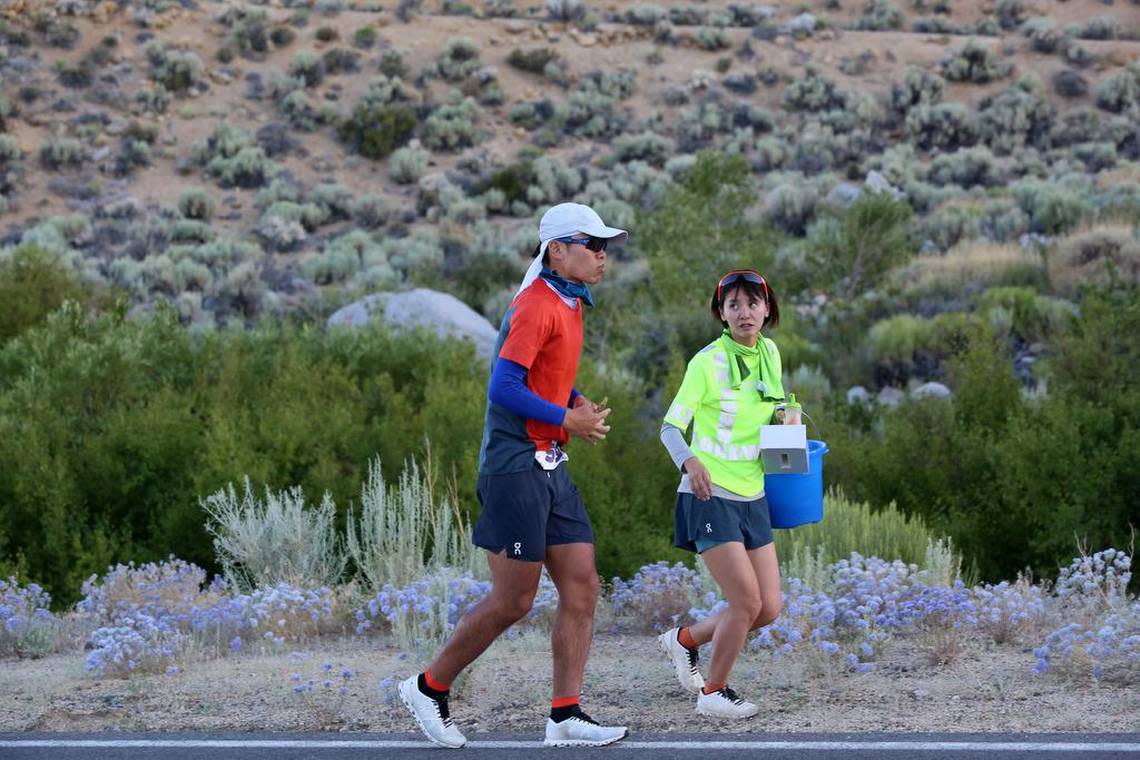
left=558, top=236, right=608, bottom=253
left=716, top=270, right=768, bottom=302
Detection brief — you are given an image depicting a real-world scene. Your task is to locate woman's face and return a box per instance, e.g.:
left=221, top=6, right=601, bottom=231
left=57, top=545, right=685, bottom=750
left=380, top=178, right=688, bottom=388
left=719, top=284, right=768, bottom=347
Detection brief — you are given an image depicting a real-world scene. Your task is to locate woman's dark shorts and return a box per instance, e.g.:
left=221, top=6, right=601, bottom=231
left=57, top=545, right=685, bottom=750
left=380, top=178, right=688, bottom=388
left=472, top=462, right=594, bottom=562
left=674, top=491, right=774, bottom=554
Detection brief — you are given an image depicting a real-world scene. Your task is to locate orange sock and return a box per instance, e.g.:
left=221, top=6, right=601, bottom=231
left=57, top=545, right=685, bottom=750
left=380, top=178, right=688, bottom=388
left=424, top=669, right=450, bottom=692
left=678, top=627, right=698, bottom=650
left=551, top=695, right=579, bottom=709
left=702, top=681, right=726, bottom=695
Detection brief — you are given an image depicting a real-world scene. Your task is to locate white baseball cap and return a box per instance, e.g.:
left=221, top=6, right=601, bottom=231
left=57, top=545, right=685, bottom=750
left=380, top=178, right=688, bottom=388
left=516, top=203, right=628, bottom=297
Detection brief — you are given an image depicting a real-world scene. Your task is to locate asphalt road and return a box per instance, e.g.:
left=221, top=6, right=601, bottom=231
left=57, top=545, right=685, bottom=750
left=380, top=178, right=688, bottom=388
left=2, top=732, right=1140, bottom=759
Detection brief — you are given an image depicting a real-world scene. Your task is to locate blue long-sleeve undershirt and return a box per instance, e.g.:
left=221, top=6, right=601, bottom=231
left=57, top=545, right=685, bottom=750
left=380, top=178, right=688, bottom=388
left=488, top=358, right=578, bottom=426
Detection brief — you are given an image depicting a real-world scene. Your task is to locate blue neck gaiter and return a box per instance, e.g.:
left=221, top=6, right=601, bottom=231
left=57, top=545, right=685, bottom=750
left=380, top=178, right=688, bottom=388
left=540, top=268, right=594, bottom=307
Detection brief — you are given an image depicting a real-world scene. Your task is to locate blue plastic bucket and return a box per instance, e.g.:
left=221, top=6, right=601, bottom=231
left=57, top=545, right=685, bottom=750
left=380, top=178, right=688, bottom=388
left=765, top=439, right=828, bottom=529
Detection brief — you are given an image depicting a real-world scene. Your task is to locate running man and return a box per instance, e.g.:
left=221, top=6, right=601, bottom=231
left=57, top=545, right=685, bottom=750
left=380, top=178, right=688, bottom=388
left=399, top=203, right=629, bottom=748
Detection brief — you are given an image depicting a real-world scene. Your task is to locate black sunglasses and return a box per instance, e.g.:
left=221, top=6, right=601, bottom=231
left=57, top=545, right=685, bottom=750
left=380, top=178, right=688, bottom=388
left=558, top=236, right=608, bottom=253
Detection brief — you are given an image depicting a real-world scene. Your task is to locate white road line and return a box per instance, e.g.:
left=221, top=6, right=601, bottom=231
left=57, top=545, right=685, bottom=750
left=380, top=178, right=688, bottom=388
left=1, top=739, right=1139, bottom=752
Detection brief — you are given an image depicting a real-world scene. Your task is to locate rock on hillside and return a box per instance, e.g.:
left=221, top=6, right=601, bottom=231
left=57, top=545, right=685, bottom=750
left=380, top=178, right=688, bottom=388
left=328, top=288, right=499, bottom=359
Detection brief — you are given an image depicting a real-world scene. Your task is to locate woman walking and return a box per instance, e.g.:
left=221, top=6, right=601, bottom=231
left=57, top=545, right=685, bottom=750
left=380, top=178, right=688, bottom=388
left=656, top=269, right=786, bottom=719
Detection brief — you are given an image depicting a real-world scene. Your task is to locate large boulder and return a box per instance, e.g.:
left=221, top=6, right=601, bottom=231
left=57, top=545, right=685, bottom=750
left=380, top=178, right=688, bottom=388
left=328, top=289, right=499, bottom=360
left=911, top=381, right=952, bottom=400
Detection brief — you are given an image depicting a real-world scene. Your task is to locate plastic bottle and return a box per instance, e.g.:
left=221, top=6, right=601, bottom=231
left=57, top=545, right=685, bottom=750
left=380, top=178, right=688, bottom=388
left=783, top=393, right=803, bottom=426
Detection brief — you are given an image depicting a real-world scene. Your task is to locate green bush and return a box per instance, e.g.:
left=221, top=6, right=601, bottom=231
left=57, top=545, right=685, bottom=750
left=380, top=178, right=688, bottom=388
left=0, top=302, right=705, bottom=602
left=337, top=102, right=417, bottom=159
left=353, top=25, right=378, bottom=49
left=507, top=47, right=559, bottom=75
left=0, top=246, right=91, bottom=345
left=826, top=284, right=1140, bottom=583
left=802, top=192, right=914, bottom=298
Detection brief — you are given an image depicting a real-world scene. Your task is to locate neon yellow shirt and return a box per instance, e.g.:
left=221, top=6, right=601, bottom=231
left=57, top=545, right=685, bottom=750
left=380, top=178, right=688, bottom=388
left=663, top=336, right=782, bottom=496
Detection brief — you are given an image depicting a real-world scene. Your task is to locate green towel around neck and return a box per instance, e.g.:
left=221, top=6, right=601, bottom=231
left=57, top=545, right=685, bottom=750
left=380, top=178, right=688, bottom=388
left=717, top=330, right=785, bottom=402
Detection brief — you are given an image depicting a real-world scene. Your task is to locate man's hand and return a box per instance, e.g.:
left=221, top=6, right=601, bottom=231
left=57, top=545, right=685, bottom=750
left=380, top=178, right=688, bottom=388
left=573, top=394, right=610, bottom=414
left=564, top=402, right=611, bottom=444
left=684, top=456, right=713, bottom=501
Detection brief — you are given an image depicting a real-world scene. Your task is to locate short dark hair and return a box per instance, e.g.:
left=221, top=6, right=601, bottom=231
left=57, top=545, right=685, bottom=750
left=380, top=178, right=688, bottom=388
left=710, top=278, right=780, bottom=329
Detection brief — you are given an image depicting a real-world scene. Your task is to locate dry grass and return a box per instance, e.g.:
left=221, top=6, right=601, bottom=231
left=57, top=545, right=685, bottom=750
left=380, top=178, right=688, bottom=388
left=893, top=240, right=1045, bottom=294
left=1048, top=223, right=1140, bottom=298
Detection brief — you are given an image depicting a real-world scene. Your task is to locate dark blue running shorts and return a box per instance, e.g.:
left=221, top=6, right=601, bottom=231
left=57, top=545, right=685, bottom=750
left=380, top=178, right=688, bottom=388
left=472, top=463, right=594, bottom=562
left=674, top=491, right=773, bottom=554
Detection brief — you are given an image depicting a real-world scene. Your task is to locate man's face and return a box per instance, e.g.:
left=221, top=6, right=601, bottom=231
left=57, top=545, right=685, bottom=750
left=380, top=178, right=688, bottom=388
left=550, top=234, right=607, bottom=284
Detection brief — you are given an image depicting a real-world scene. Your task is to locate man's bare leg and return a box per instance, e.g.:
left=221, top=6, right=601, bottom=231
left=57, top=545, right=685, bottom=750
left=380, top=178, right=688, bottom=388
left=544, top=542, right=600, bottom=698
left=426, top=550, right=543, bottom=684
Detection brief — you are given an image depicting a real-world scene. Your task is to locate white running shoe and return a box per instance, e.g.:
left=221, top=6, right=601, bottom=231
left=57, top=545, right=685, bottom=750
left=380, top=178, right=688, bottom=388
left=543, top=710, right=629, bottom=747
left=657, top=627, right=704, bottom=692
left=397, top=675, right=467, bottom=748
left=696, top=685, right=759, bottom=719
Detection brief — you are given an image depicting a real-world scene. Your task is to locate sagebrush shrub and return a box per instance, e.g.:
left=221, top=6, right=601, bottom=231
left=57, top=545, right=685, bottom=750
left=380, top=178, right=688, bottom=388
left=1095, top=62, right=1140, bottom=115
left=422, top=98, right=481, bottom=151
left=38, top=137, right=82, bottom=170
left=145, top=41, right=204, bottom=93
left=191, top=123, right=279, bottom=188
left=545, top=0, right=585, bottom=22
left=434, top=37, right=481, bottom=81
left=389, top=144, right=428, bottom=184
left=857, top=0, right=903, bottom=30
left=1020, top=16, right=1062, bottom=54
left=613, top=131, right=673, bottom=167
left=176, top=189, right=214, bottom=221
left=288, top=50, right=325, bottom=87
left=904, top=103, right=977, bottom=152
left=783, top=67, right=848, bottom=112
left=928, top=146, right=999, bottom=188
left=977, top=84, right=1055, bottom=155
left=940, top=39, right=1012, bottom=84
left=888, top=67, right=945, bottom=123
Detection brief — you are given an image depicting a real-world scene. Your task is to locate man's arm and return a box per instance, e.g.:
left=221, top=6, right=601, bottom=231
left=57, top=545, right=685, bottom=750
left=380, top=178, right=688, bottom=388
left=488, top=358, right=566, bottom=426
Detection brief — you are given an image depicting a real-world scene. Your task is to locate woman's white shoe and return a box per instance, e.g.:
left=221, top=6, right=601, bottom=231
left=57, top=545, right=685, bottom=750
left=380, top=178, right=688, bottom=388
left=695, top=685, right=759, bottom=719
left=657, top=627, right=704, bottom=692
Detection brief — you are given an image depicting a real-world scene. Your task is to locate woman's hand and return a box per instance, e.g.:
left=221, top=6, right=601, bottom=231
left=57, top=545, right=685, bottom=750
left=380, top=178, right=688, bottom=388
left=565, top=401, right=611, bottom=443
left=684, top=456, right=713, bottom=501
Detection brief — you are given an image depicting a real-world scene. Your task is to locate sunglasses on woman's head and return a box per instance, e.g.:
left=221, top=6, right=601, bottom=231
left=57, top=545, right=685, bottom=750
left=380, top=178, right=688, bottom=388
left=717, top=270, right=768, bottom=302
left=557, top=236, right=609, bottom=253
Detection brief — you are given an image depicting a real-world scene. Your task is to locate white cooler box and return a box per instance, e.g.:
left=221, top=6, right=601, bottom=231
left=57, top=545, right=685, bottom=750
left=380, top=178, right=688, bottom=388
left=760, top=424, right=809, bottom=475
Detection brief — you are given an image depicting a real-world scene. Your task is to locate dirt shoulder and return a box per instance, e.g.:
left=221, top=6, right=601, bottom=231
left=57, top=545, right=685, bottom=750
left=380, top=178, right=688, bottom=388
left=2, top=631, right=1137, bottom=735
